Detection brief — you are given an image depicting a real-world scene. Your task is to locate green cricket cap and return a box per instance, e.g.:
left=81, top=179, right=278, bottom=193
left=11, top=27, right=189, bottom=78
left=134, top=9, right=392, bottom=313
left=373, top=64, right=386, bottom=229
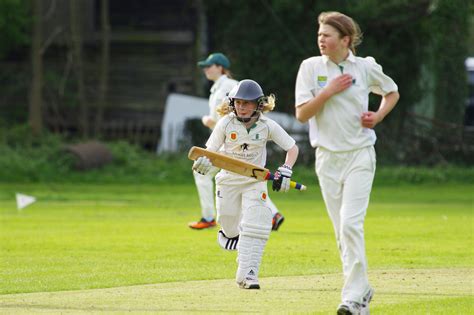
left=197, top=53, right=230, bottom=68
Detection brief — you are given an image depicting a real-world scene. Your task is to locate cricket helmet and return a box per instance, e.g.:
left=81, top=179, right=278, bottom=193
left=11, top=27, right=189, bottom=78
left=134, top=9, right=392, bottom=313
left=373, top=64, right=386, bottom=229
left=229, top=79, right=264, bottom=101
left=228, top=80, right=266, bottom=122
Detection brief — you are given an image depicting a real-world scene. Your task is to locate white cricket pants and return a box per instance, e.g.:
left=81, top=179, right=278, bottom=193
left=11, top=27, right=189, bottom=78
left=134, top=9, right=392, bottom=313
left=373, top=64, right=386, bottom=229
left=194, top=168, right=279, bottom=220
left=215, top=180, right=272, bottom=281
left=215, top=181, right=272, bottom=238
left=315, top=146, right=376, bottom=303
left=193, top=166, right=220, bottom=220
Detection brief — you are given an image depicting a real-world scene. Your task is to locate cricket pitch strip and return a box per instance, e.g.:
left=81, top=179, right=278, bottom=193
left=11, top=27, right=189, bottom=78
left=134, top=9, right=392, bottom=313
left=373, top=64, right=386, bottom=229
left=1, top=268, right=472, bottom=314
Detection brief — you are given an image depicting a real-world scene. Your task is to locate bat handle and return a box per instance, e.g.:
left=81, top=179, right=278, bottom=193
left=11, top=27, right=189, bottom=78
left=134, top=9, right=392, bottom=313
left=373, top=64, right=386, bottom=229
left=266, top=173, right=307, bottom=191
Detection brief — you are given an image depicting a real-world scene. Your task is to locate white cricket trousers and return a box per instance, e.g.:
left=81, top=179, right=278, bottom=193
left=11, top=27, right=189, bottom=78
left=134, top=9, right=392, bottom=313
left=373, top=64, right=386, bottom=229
left=193, top=166, right=220, bottom=220
left=315, top=146, right=376, bottom=303
left=193, top=168, right=280, bottom=220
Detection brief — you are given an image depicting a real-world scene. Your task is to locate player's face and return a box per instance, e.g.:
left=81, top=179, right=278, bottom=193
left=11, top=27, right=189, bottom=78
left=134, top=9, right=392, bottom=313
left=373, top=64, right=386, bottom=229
left=234, top=99, right=257, bottom=118
left=203, top=64, right=223, bottom=81
left=318, top=24, right=347, bottom=57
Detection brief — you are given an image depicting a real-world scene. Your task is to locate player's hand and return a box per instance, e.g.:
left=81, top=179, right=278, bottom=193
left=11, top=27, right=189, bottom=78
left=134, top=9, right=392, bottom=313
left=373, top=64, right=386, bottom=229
left=272, top=164, right=293, bottom=192
left=361, top=111, right=382, bottom=128
left=325, top=74, right=353, bottom=96
left=201, top=115, right=215, bottom=128
left=192, top=156, right=213, bottom=175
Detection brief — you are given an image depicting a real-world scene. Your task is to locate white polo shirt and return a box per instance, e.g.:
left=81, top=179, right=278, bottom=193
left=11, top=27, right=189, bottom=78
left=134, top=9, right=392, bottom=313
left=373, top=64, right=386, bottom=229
left=209, top=75, right=238, bottom=125
left=206, top=113, right=296, bottom=185
left=295, top=51, right=398, bottom=152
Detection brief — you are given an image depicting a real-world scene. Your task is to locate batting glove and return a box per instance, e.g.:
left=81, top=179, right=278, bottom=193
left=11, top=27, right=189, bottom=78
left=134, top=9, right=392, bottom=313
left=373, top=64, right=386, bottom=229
left=192, top=156, right=213, bottom=175
left=272, top=164, right=292, bottom=192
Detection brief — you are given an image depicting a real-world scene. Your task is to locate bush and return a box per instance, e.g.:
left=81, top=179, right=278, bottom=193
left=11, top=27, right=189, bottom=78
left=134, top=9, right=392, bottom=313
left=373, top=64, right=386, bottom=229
left=0, top=126, right=472, bottom=185
left=0, top=126, right=193, bottom=184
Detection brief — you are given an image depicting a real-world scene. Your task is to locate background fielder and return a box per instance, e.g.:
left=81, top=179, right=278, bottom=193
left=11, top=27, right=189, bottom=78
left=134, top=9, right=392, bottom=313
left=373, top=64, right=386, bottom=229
left=295, top=11, right=400, bottom=315
left=193, top=79, right=299, bottom=289
left=189, top=53, right=285, bottom=231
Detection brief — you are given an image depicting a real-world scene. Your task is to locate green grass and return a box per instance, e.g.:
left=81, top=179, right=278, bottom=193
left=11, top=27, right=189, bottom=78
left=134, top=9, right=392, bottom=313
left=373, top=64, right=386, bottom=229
left=0, top=182, right=473, bottom=313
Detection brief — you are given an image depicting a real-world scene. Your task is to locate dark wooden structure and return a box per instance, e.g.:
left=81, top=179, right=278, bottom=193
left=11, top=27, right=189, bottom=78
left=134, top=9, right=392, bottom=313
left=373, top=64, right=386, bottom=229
left=2, top=0, right=205, bottom=149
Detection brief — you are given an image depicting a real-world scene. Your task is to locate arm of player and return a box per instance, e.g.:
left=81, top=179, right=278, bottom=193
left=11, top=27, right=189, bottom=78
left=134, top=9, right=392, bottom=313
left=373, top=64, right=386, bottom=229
left=361, top=91, right=399, bottom=128
left=192, top=156, right=213, bottom=175
left=296, top=74, right=353, bottom=123
left=202, top=115, right=216, bottom=129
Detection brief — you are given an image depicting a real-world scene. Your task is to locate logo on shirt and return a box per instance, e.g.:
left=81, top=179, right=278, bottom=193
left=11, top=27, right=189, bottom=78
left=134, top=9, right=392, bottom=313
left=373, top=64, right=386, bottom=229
left=252, top=133, right=260, bottom=141
left=260, top=191, right=267, bottom=202
left=241, top=143, right=249, bottom=152
left=229, top=131, right=238, bottom=141
left=317, top=76, right=327, bottom=88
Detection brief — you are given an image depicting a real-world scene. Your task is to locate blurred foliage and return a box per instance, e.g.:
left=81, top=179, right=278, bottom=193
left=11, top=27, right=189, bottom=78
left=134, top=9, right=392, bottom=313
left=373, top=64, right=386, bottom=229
left=180, top=118, right=211, bottom=150
left=0, top=0, right=472, bottom=167
left=0, top=0, right=30, bottom=59
left=0, top=125, right=473, bottom=184
left=0, top=125, right=193, bottom=183
left=204, top=0, right=469, bottom=128
left=432, top=0, right=470, bottom=124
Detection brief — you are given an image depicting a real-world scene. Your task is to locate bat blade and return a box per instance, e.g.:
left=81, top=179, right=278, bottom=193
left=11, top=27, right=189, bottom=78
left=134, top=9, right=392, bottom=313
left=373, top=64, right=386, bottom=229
left=188, top=146, right=269, bottom=180
left=188, top=146, right=307, bottom=191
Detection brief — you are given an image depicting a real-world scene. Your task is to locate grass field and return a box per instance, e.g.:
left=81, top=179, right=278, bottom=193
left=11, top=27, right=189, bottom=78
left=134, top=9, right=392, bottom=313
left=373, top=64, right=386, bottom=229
left=0, top=182, right=472, bottom=314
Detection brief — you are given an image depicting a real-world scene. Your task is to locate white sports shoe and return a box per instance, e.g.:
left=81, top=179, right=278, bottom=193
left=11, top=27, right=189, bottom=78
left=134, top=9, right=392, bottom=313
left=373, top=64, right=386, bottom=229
left=337, top=300, right=361, bottom=315
left=360, top=287, right=374, bottom=315
left=236, top=269, right=260, bottom=290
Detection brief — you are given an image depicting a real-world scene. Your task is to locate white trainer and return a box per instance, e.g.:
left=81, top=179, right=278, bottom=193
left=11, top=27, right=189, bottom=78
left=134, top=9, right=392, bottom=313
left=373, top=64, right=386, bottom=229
left=360, top=287, right=374, bottom=315
left=236, top=269, right=260, bottom=290
left=337, top=300, right=361, bottom=315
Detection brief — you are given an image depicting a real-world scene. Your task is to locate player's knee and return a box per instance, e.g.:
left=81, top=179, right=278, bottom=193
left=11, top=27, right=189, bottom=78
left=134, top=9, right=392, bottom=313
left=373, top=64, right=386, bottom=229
left=241, top=206, right=272, bottom=240
left=217, top=215, right=240, bottom=238
left=340, top=218, right=363, bottom=239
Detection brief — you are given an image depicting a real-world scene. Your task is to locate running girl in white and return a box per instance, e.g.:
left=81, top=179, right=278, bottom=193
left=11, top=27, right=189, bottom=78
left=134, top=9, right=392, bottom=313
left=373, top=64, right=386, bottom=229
left=190, top=53, right=286, bottom=231
left=295, top=11, right=400, bottom=315
left=193, top=79, right=299, bottom=289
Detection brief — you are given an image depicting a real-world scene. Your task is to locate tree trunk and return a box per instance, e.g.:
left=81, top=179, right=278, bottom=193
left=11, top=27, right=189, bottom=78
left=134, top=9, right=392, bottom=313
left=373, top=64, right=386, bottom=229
left=194, top=0, right=208, bottom=97
left=28, top=0, right=43, bottom=136
left=433, top=0, right=469, bottom=125
left=95, top=0, right=110, bottom=136
left=70, top=0, right=88, bottom=138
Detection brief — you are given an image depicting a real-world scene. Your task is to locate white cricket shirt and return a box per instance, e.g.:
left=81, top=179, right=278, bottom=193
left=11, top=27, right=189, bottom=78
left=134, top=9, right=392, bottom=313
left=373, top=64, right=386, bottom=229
left=206, top=113, right=296, bottom=185
left=295, top=51, right=398, bottom=152
left=209, top=75, right=238, bottom=125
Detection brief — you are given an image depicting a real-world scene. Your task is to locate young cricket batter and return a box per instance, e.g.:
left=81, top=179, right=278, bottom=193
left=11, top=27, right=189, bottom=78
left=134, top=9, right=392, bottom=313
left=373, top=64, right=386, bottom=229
left=193, top=79, right=299, bottom=289
left=189, top=53, right=286, bottom=231
left=294, top=12, right=399, bottom=314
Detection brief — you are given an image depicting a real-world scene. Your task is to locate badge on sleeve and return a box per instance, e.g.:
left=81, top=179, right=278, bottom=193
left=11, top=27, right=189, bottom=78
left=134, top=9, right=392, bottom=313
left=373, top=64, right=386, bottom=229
left=317, top=76, right=327, bottom=88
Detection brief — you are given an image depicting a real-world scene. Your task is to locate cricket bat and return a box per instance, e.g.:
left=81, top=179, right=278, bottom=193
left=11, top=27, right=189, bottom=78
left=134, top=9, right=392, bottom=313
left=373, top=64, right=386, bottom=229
left=188, top=146, right=307, bottom=191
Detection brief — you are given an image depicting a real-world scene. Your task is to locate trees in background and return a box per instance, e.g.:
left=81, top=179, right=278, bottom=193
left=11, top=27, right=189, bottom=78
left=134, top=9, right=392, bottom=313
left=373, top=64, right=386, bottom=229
left=1, top=0, right=472, bottom=164
left=204, top=0, right=472, bottom=164
left=432, top=0, right=469, bottom=124
left=29, top=0, right=43, bottom=136
left=205, top=0, right=469, bottom=126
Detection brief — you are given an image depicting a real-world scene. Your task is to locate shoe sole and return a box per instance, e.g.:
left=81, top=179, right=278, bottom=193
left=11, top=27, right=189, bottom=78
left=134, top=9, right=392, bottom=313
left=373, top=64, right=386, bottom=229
left=336, top=307, right=352, bottom=315
left=240, top=284, right=260, bottom=289
left=189, top=226, right=216, bottom=229
left=272, top=217, right=285, bottom=231
left=188, top=224, right=216, bottom=229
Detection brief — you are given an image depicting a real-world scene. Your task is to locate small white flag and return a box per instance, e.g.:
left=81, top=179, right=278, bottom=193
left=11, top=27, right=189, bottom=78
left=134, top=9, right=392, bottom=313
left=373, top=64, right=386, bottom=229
left=16, top=193, right=36, bottom=210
